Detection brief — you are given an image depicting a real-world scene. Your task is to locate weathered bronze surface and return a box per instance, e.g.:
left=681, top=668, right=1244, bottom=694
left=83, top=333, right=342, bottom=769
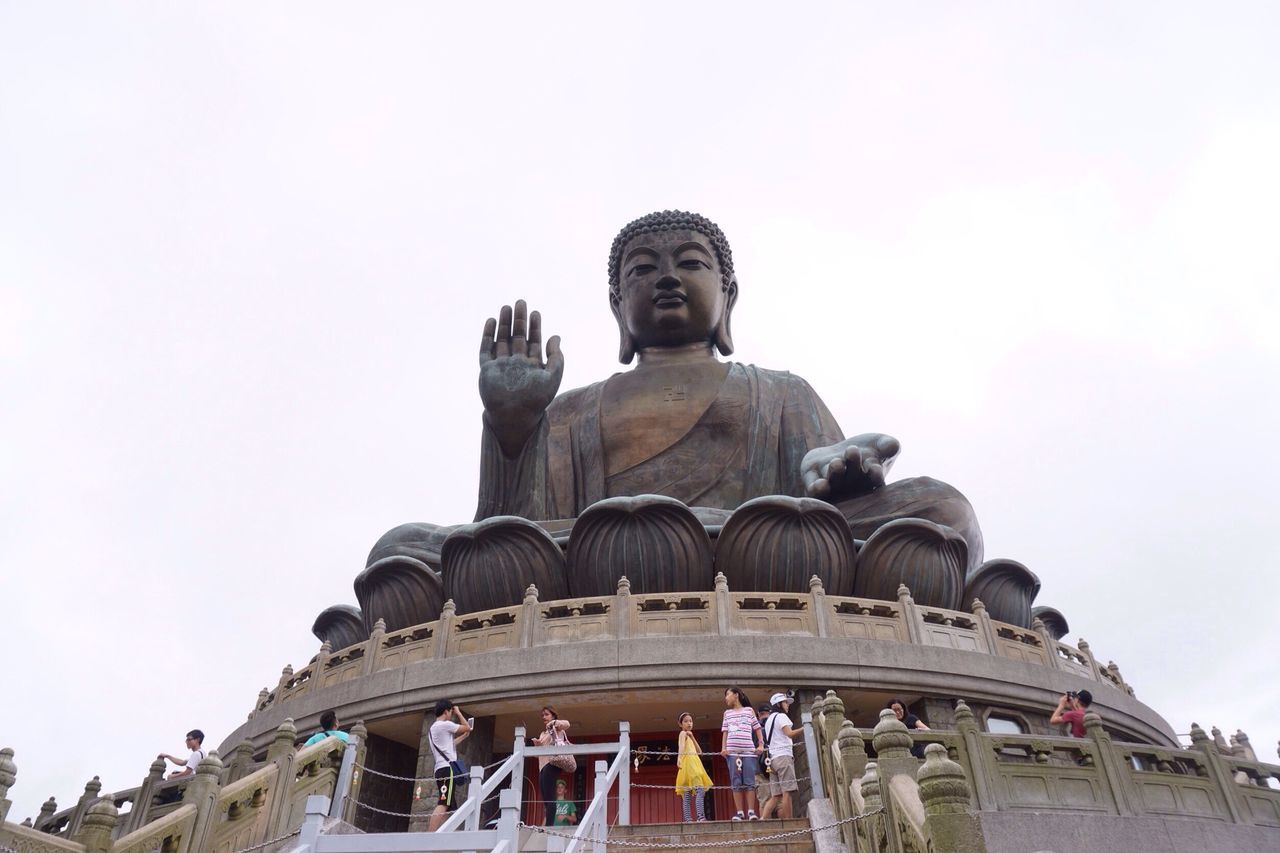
left=322, top=211, right=1054, bottom=630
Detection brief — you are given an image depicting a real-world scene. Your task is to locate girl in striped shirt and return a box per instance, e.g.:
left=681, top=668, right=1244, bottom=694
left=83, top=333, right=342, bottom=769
left=720, top=686, right=764, bottom=821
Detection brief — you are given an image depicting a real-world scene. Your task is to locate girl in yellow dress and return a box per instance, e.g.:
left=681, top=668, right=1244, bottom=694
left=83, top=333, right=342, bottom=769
left=675, top=712, right=713, bottom=822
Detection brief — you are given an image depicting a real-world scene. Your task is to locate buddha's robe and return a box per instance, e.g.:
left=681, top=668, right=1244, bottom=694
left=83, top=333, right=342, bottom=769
left=474, top=362, right=983, bottom=571
left=476, top=363, right=840, bottom=520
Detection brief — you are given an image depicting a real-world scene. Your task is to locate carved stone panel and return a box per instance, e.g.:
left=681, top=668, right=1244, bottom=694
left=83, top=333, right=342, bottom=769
left=715, top=495, right=856, bottom=595
left=853, top=517, right=966, bottom=610
left=565, top=495, right=713, bottom=596
left=441, top=515, right=568, bottom=614
left=353, top=556, right=445, bottom=634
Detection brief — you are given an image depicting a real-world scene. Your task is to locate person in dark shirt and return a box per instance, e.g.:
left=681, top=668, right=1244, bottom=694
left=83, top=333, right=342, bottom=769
left=888, top=699, right=930, bottom=758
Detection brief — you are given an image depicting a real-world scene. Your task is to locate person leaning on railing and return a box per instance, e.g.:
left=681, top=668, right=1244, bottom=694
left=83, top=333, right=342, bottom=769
left=1050, top=689, right=1093, bottom=738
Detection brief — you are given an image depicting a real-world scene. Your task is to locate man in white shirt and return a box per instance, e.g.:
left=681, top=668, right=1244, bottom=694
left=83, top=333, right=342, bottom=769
left=759, top=694, right=802, bottom=819
left=158, top=730, right=206, bottom=780
left=427, top=699, right=471, bottom=831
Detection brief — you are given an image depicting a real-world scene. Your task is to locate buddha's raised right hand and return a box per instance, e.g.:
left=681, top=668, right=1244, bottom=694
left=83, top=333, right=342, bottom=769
left=478, top=300, right=564, bottom=458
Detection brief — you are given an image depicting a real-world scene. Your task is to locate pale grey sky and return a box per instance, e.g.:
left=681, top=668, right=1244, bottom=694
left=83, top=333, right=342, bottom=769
left=2, top=2, right=1278, bottom=823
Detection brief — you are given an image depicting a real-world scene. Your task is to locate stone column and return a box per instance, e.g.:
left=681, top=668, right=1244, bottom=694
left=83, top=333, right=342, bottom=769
left=519, top=585, right=539, bottom=648
left=366, top=618, right=388, bottom=672
left=184, top=752, right=225, bottom=853
left=713, top=572, right=730, bottom=635
left=614, top=576, right=632, bottom=639
left=897, top=584, right=923, bottom=645
left=67, top=775, right=103, bottom=837
left=70, top=798, right=118, bottom=853
left=36, top=795, right=57, bottom=831
left=0, top=747, right=15, bottom=822
left=434, top=604, right=455, bottom=659
left=1190, top=722, right=1245, bottom=823
left=1083, top=713, right=1133, bottom=816
left=124, top=758, right=167, bottom=834
left=970, top=598, right=999, bottom=654
left=917, top=743, right=986, bottom=853
left=951, top=701, right=996, bottom=811
left=809, top=575, right=830, bottom=638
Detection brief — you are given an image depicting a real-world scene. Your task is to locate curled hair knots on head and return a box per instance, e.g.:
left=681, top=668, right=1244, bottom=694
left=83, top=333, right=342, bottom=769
left=608, top=210, right=735, bottom=297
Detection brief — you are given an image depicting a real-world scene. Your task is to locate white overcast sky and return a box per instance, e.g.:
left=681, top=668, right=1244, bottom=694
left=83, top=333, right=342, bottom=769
left=2, top=2, right=1279, bottom=823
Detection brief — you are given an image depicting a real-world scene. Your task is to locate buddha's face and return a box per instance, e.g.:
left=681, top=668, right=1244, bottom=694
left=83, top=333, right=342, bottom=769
left=613, top=229, right=735, bottom=355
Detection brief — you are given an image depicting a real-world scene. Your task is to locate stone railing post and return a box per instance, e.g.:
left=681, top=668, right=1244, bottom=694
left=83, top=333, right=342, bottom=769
left=36, top=795, right=58, bottom=831
left=897, top=584, right=923, bottom=645
left=0, top=747, right=15, bottom=822
left=71, top=798, right=118, bottom=853
left=1083, top=712, right=1134, bottom=816
left=951, top=701, right=996, bottom=811
left=834, top=721, right=865, bottom=835
left=859, top=762, right=897, bottom=852
left=1233, top=730, right=1257, bottom=762
left=800, top=710, right=825, bottom=801
left=1031, top=617, right=1063, bottom=671
left=1076, top=638, right=1104, bottom=683
left=265, top=720, right=300, bottom=839
left=1190, top=722, right=1246, bottom=823
left=183, top=751, right=225, bottom=853
left=917, top=743, right=986, bottom=853
left=252, top=687, right=270, bottom=719
left=970, top=598, right=999, bottom=653
left=275, top=665, right=295, bottom=700
left=68, top=775, right=103, bottom=836
left=313, top=641, right=333, bottom=689
left=226, top=739, right=256, bottom=784
left=520, top=584, right=540, bottom=648
left=1107, top=661, right=1134, bottom=696
left=342, top=721, right=368, bottom=824
left=818, top=691, right=845, bottom=806
left=809, top=575, right=830, bottom=638
left=365, top=618, right=387, bottom=673
left=871, top=708, right=918, bottom=783
left=124, top=758, right=167, bottom=834
left=434, top=603, right=456, bottom=659
left=713, top=572, right=730, bottom=635
left=615, top=575, right=632, bottom=639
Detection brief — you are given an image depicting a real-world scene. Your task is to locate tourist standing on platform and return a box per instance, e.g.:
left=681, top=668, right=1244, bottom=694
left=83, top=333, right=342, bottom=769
left=753, top=705, right=773, bottom=812
left=674, top=712, right=712, bottom=822
left=720, top=687, right=764, bottom=821
left=534, top=706, right=574, bottom=826
left=1050, top=690, right=1092, bottom=738
left=551, top=779, right=578, bottom=826
left=158, top=730, right=206, bottom=780
left=428, top=699, right=472, bottom=831
left=759, top=693, right=801, bottom=819
left=888, top=698, right=930, bottom=758
left=303, top=710, right=350, bottom=747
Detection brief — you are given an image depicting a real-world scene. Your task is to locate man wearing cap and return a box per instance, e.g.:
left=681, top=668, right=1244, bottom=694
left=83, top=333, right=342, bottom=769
left=760, top=693, right=802, bottom=819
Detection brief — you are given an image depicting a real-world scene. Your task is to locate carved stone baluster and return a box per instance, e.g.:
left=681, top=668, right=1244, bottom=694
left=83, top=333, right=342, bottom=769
left=434, top=603, right=456, bottom=659
left=615, top=575, right=632, bottom=639
left=125, top=758, right=167, bottom=834
left=809, top=575, right=830, bottom=638
left=37, top=795, right=58, bottom=831
left=0, top=747, right=14, bottom=822
left=184, top=751, right=225, bottom=853
left=897, top=584, right=923, bottom=645
left=1082, top=713, right=1133, bottom=816
left=275, top=665, right=294, bottom=702
left=970, top=598, right=998, bottom=654
left=713, top=572, right=730, bottom=635
left=917, top=743, right=986, bottom=852
left=71, top=798, right=118, bottom=853
left=1190, top=722, right=1245, bottom=824
left=365, top=618, right=387, bottom=673
left=519, top=584, right=539, bottom=648
left=67, top=775, right=102, bottom=836
left=1031, top=617, right=1063, bottom=671
left=952, top=700, right=996, bottom=811
left=1076, top=638, right=1104, bottom=683
left=342, top=721, right=368, bottom=825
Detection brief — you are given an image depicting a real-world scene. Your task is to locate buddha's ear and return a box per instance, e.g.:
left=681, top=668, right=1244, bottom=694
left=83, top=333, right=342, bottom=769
left=610, top=289, right=636, bottom=364
left=714, top=275, right=738, bottom=357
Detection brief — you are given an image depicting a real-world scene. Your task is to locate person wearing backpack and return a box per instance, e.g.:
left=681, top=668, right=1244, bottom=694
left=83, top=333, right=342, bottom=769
left=158, top=729, right=206, bottom=780
left=759, top=694, right=802, bottom=820
left=427, top=699, right=472, bottom=831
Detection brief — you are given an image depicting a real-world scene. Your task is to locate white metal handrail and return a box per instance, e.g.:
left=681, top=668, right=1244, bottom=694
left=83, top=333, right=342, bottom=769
left=558, top=750, right=627, bottom=853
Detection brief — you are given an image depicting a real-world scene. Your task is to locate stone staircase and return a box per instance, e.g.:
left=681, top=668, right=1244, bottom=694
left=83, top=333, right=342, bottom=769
left=607, top=818, right=815, bottom=853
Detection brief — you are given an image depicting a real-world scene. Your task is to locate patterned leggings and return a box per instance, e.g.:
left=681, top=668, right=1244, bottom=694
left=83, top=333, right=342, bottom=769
left=680, top=787, right=706, bottom=822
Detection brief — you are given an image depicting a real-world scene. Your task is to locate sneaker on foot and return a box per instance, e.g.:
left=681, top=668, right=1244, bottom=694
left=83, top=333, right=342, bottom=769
left=731, top=812, right=744, bottom=821
left=747, top=811, right=759, bottom=820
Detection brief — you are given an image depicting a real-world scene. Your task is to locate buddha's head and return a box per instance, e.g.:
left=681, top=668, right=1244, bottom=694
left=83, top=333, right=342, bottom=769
left=608, top=210, right=738, bottom=364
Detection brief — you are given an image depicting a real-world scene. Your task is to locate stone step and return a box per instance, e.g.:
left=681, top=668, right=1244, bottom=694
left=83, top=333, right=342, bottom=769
left=609, top=818, right=815, bottom=852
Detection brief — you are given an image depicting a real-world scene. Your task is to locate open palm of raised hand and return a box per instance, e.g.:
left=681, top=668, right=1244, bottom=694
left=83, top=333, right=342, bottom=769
left=478, top=300, right=564, bottom=456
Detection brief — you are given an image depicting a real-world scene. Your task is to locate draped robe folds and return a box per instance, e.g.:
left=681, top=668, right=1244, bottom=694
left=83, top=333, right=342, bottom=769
left=475, top=363, right=844, bottom=521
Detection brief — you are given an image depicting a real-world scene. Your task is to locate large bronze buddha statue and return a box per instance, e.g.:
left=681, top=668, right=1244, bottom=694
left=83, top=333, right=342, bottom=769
left=333, top=212, right=1038, bottom=642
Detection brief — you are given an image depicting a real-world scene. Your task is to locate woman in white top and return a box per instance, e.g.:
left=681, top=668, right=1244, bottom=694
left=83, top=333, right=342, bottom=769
left=533, top=706, right=572, bottom=826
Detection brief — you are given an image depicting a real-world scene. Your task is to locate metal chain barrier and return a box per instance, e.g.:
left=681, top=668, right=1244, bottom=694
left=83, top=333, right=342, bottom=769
left=228, top=828, right=301, bottom=853
left=520, top=809, right=884, bottom=849
left=352, top=756, right=509, bottom=784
